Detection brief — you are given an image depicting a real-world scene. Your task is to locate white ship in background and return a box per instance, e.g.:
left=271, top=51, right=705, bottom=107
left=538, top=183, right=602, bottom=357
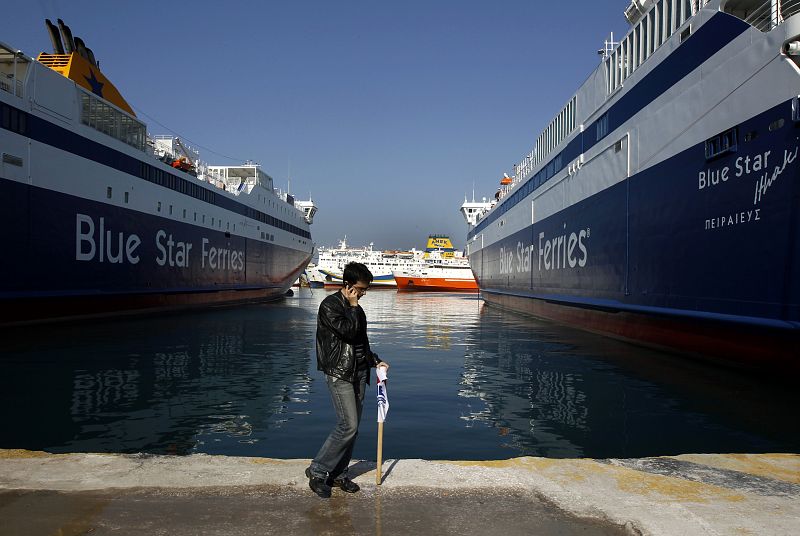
left=311, top=237, right=424, bottom=287
left=310, top=235, right=465, bottom=288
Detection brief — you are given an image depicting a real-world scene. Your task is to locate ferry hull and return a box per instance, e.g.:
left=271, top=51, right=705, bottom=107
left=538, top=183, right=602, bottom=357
left=395, top=275, right=478, bottom=292
left=0, top=29, right=315, bottom=327
left=0, top=178, right=311, bottom=325
left=469, top=99, right=800, bottom=369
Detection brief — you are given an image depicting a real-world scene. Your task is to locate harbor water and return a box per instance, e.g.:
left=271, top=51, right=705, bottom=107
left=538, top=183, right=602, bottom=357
left=1, top=289, right=798, bottom=461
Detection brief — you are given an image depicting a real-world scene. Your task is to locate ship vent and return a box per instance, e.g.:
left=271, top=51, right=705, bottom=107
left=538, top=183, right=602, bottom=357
left=2, top=153, right=23, bottom=166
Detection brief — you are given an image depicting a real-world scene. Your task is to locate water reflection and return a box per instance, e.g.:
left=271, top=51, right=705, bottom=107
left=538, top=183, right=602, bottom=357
left=457, top=304, right=799, bottom=458
left=1, top=304, right=316, bottom=455
left=1, top=290, right=797, bottom=460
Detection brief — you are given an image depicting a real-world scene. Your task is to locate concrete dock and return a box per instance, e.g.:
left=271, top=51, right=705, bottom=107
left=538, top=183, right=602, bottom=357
left=0, top=449, right=798, bottom=535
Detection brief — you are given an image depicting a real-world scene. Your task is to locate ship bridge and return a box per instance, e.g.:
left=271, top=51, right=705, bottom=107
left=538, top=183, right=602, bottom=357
left=206, top=163, right=274, bottom=194
left=0, top=43, right=28, bottom=98
left=460, top=197, right=493, bottom=227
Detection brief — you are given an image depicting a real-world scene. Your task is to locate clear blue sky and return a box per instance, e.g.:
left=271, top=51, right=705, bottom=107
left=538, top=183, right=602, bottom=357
left=5, top=1, right=628, bottom=251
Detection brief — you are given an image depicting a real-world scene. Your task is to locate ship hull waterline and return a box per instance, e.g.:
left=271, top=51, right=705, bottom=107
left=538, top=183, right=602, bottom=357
left=395, top=276, right=479, bottom=292
left=479, top=290, right=798, bottom=372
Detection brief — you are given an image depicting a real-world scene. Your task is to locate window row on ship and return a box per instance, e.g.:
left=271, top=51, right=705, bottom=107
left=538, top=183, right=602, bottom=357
left=137, top=161, right=310, bottom=240
left=80, top=91, right=307, bottom=233
left=513, top=0, right=701, bottom=185
left=606, top=0, right=700, bottom=96
left=0, top=98, right=311, bottom=243
left=102, top=182, right=309, bottom=246
left=472, top=1, right=714, bottom=239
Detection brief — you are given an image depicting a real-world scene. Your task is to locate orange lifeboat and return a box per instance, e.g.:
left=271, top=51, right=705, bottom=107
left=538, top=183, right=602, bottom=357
left=171, top=157, right=193, bottom=172
left=500, top=176, right=512, bottom=185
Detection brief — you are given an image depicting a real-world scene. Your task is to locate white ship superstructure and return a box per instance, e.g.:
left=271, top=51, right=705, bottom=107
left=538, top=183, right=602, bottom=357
left=393, top=250, right=478, bottom=291
left=312, top=237, right=424, bottom=287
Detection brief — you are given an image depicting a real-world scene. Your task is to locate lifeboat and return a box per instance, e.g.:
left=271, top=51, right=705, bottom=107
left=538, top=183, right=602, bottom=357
left=171, top=157, right=194, bottom=172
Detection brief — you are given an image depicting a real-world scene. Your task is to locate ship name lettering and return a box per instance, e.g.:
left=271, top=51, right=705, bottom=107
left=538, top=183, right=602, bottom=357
left=698, top=150, right=772, bottom=191
left=516, top=242, right=534, bottom=273
left=538, top=226, right=588, bottom=271
left=735, top=151, right=770, bottom=178
left=498, top=246, right=514, bottom=275
left=201, top=238, right=244, bottom=271
left=753, top=147, right=797, bottom=205
left=704, top=208, right=760, bottom=231
left=155, top=230, right=192, bottom=268
left=75, top=213, right=141, bottom=264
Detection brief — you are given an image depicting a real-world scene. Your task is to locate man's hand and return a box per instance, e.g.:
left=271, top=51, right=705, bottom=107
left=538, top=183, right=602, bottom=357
left=342, top=285, right=359, bottom=307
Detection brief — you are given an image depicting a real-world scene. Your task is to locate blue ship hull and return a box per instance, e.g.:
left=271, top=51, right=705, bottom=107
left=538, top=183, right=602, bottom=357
left=469, top=100, right=800, bottom=368
left=0, top=178, right=311, bottom=325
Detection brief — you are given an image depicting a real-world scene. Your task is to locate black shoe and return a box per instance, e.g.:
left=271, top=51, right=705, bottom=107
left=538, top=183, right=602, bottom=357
left=331, top=476, right=360, bottom=493
left=305, top=468, right=331, bottom=498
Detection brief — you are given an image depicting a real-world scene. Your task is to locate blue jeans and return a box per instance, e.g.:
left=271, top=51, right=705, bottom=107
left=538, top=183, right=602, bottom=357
left=309, top=369, right=368, bottom=480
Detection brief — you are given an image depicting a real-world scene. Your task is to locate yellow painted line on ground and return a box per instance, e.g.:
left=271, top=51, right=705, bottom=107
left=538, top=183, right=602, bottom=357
left=608, top=465, right=746, bottom=503
left=446, top=456, right=748, bottom=503
left=0, top=449, right=59, bottom=459
left=444, top=457, right=562, bottom=470
left=248, top=457, right=301, bottom=465
left=674, top=453, right=800, bottom=484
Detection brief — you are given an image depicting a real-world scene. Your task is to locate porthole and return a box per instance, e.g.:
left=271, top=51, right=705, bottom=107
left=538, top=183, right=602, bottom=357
left=769, top=118, right=785, bottom=131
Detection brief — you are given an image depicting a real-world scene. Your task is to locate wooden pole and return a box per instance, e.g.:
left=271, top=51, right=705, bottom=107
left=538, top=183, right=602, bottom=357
left=376, top=421, right=384, bottom=485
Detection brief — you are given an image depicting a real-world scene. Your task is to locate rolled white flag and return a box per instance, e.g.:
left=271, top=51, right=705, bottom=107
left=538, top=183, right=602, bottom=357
left=376, top=365, right=389, bottom=423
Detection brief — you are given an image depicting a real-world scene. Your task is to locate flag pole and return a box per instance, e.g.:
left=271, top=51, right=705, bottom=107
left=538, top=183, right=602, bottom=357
left=376, top=420, right=384, bottom=485
left=376, top=365, right=388, bottom=485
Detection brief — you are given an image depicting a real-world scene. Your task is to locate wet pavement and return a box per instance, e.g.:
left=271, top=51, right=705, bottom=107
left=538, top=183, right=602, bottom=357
left=0, top=486, right=627, bottom=536
left=0, top=450, right=798, bottom=535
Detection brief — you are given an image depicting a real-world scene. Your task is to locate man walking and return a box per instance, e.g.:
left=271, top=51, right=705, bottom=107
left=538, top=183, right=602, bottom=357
left=306, top=262, right=389, bottom=498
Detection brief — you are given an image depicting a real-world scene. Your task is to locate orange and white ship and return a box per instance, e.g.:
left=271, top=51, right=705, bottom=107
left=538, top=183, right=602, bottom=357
left=393, top=236, right=478, bottom=292
left=393, top=263, right=478, bottom=291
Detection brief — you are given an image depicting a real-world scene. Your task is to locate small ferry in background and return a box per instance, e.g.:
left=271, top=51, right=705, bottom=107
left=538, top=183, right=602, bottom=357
left=393, top=262, right=478, bottom=292
left=462, top=0, right=800, bottom=370
left=0, top=20, right=316, bottom=325
left=312, top=237, right=423, bottom=287
left=311, top=234, right=466, bottom=288
left=393, top=236, right=478, bottom=291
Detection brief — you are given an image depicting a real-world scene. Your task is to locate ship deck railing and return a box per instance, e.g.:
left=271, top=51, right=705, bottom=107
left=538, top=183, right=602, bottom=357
left=724, top=0, right=800, bottom=31
left=0, top=44, right=28, bottom=98
left=0, top=76, right=22, bottom=97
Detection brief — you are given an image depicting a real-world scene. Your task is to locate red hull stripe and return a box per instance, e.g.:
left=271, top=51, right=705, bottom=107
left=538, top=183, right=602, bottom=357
left=482, top=291, right=799, bottom=372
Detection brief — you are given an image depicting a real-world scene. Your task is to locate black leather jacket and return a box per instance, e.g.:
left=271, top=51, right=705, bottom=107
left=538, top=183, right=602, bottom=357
left=316, top=291, right=380, bottom=383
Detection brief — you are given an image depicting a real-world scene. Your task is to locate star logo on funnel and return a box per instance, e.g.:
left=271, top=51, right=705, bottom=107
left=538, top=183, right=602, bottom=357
left=84, top=68, right=105, bottom=97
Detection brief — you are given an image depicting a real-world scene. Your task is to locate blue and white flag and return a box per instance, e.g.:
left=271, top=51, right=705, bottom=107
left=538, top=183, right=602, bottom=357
left=376, top=366, right=389, bottom=423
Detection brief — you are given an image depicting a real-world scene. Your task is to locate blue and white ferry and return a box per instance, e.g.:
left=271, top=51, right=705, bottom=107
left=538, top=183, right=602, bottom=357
left=461, top=0, right=800, bottom=369
left=0, top=20, right=316, bottom=325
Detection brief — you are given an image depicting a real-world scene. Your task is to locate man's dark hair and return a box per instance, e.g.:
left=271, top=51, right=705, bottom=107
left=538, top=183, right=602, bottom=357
left=342, top=262, right=373, bottom=285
